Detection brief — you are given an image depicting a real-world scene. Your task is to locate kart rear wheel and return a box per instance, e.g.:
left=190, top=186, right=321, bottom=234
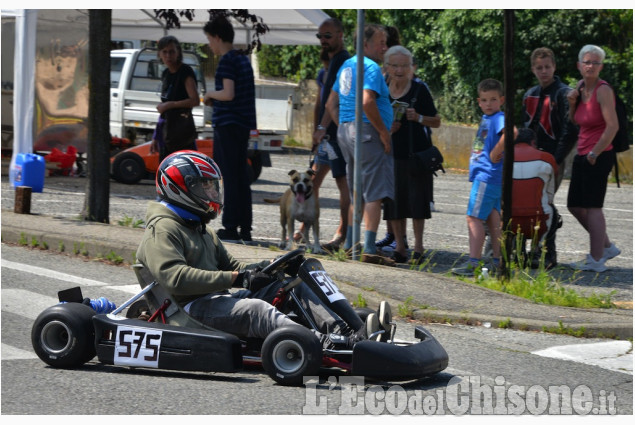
left=31, top=303, right=96, bottom=368
left=261, top=326, right=322, bottom=386
left=125, top=299, right=152, bottom=319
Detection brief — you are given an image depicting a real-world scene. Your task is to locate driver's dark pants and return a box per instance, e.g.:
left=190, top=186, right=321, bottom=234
left=186, top=281, right=351, bottom=340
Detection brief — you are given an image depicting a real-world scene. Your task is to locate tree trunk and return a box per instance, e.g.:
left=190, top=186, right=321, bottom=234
left=501, top=10, right=515, bottom=278
left=82, top=10, right=111, bottom=223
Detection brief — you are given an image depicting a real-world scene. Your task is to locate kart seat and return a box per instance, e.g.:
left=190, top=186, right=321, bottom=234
left=132, top=263, right=214, bottom=330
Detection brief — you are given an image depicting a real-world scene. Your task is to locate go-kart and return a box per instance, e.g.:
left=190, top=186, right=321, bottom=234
left=31, top=250, right=449, bottom=386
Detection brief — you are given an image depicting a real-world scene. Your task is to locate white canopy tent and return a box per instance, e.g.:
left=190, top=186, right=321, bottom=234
left=3, top=9, right=37, bottom=185
left=111, top=9, right=329, bottom=45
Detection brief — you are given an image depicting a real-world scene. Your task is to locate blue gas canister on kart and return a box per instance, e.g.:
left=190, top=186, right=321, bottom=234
left=10, top=153, right=45, bottom=192
left=89, top=297, right=117, bottom=314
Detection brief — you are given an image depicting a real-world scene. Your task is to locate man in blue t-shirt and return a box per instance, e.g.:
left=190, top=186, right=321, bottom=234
left=452, top=79, right=508, bottom=277
left=203, top=16, right=257, bottom=242
left=326, top=24, right=395, bottom=265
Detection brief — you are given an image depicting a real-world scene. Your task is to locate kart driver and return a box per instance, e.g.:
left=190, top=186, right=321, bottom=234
left=136, top=150, right=392, bottom=349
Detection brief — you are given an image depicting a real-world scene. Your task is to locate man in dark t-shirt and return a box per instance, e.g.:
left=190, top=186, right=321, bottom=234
left=312, top=18, right=351, bottom=251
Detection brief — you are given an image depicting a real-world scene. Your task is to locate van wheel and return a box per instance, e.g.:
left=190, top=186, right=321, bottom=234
left=112, top=152, right=146, bottom=184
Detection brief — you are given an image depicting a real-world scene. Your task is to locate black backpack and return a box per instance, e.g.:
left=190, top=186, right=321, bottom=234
left=578, top=81, right=633, bottom=186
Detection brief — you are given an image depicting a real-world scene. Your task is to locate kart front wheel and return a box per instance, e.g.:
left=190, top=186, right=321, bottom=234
left=31, top=303, right=96, bottom=368
left=261, top=326, right=322, bottom=386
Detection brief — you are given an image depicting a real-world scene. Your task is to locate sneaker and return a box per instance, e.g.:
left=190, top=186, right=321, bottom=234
left=239, top=228, right=252, bottom=242
left=388, top=236, right=409, bottom=251
left=375, top=232, right=395, bottom=248
left=362, top=253, right=396, bottom=267
left=377, top=301, right=392, bottom=342
left=451, top=260, right=478, bottom=277
left=216, top=228, right=241, bottom=241
left=568, top=254, right=607, bottom=273
left=602, top=243, right=621, bottom=262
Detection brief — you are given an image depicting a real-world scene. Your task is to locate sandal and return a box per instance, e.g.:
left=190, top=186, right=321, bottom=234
left=410, top=251, right=425, bottom=266
left=321, top=234, right=344, bottom=251
left=391, top=251, right=408, bottom=264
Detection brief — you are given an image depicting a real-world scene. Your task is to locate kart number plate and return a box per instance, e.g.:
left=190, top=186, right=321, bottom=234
left=114, top=326, right=162, bottom=368
left=309, top=270, right=345, bottom=303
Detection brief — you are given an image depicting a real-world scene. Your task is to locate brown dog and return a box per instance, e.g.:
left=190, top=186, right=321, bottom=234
left=265, top=169, right=321, bottom=253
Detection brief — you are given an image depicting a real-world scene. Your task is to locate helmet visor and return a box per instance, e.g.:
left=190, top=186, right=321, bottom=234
left=189, top=177, right=223, bottom=206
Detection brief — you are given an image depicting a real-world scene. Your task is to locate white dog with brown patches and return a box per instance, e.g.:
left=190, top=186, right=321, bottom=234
left=265, top=169, right=321, bottom=253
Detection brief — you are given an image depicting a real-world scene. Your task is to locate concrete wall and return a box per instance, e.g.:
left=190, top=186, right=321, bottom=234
left=289, top=79, right=317, bottom=145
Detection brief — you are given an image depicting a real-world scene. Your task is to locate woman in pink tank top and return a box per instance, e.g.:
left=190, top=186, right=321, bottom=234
left=564, top=45, right=620, bottom=273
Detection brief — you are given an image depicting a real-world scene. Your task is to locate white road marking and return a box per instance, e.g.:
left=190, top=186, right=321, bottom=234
left=104, top=284, right=142, bottom=294
left=2, top=260, right=110, bottom=287
left=2, top=289, right=59, bottom=320
left=532, top=341, right=633, bottom=375
left=2, top=344, right=38, bottom=360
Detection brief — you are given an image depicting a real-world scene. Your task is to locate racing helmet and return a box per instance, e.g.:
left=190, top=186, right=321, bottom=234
left=156, top=150, right=224, bottom=221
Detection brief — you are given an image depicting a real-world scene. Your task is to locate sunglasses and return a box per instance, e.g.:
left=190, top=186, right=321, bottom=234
left=316, top=33, right=333, bottom=40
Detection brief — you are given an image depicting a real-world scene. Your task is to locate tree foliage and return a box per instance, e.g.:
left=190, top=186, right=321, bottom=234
left=398, top=9, right=633, bottom=125
left=257, top=9, right=632, bottom=126
left=257, top=9, right=391, bottom=82
left=154, top=9, right=269, bottom=54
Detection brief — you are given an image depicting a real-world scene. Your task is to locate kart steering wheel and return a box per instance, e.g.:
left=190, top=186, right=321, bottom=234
left=261, top=248, right=305, bottom=276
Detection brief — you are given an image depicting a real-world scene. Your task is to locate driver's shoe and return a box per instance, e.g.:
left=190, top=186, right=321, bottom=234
left=325, top=314, right=381, bottom=350
left=348, top=313, right=381, bottom=347
left=377, top=301, right=393, bottom=342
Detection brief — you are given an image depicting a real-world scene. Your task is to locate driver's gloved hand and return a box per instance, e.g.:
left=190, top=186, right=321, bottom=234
left=240, top=270, right=276, bottom=293
left=283, top=255, right=305, bottom=276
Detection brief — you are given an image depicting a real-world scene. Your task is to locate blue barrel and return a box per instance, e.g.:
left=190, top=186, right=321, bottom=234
left=10, top=153, right=45, bottom=193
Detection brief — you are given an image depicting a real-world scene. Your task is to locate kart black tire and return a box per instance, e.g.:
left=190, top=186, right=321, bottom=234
left=261, top=326, right=322, bottom=386
left=125, top=299, right=151, bottom=319
left=31, top=303, right=96, bottom=368
left=111, top=152, right=145, bottom=184
left=354, top=307, right=376, bottom=322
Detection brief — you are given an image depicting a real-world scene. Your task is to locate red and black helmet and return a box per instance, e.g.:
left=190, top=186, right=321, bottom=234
left=156, top=150, right=224, bottom=221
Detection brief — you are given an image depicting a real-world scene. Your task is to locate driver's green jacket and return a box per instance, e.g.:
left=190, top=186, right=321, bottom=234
left=136, top=202, right=269, bottom=306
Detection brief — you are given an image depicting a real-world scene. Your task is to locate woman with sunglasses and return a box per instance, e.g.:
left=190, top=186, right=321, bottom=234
left=565, top=45, right=620, bottom=272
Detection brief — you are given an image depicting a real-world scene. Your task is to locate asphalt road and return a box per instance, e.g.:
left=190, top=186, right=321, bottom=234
left=1, top=244, right=632, bottom=415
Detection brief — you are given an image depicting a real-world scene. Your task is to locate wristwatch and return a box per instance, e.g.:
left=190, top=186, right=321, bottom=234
left=418, top=115, right=424, bottom=124
left=317, top=125, right=326, bottom=131
left=588, top=151, right=597, bottom=160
